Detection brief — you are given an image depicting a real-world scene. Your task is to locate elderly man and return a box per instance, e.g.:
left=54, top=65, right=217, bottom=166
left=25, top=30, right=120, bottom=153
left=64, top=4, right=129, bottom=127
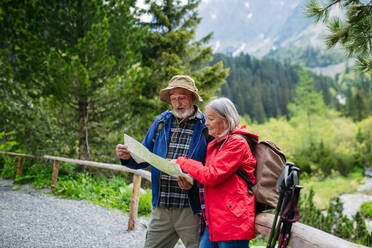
left=116, top=75, right=208, bottom=248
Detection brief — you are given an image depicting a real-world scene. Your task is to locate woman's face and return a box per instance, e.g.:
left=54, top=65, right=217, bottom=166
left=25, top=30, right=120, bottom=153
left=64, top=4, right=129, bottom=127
left=205, top=107, right=227, bottom=138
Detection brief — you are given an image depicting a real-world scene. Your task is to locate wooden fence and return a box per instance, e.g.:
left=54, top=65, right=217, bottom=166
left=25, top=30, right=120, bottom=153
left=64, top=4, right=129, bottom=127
left=0, top=151, right=150, bottom=231
left=0, top=151, right=368, bottom=247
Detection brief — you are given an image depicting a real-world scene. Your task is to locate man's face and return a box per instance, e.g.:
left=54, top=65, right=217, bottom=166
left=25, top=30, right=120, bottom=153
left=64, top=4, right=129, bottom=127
left=169, top=88, right=194, bottom=119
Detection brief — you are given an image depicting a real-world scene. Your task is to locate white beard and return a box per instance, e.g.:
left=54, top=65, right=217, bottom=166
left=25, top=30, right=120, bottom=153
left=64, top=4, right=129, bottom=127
left=172, top=107, right=194, bottom=119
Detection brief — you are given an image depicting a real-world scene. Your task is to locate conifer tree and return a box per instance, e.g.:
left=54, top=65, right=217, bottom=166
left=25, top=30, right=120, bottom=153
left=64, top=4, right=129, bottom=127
left=349, top=90, right=368, bottom=121
left=305, top=0, right=372, bottom=73
left=141, top=0, right=228, bottom=107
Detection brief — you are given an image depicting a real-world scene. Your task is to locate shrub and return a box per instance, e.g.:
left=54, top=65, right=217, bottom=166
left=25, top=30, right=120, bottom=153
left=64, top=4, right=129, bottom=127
left=0, top=155, right=4, bottom=170
left=334, top=153, right=355, bottom=176
left=138, top=189, right=152, bottom=216
left=13, top=175, right=36, bottom=184
left=300, top=188, right=371, bottom=246
left=53, top=173, right=152, bottom=216
left=0, top=157, right=17, bottom=179
left=360, top=201, right=372, bottom=218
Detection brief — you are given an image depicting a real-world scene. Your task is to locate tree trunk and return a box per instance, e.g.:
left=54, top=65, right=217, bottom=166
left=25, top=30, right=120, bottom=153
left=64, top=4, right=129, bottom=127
left=78, top=96, right=90, bottom=163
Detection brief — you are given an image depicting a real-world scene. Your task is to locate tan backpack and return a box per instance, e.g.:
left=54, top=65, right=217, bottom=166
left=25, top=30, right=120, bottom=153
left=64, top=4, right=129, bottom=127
left=251, top=140, right=286, bottom=211
left=222, top=134, right=287, bottom=212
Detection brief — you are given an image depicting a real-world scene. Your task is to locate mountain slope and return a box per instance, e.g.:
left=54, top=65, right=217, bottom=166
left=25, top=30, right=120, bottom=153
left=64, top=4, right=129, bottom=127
left=196, top=0, right=324, bottom=57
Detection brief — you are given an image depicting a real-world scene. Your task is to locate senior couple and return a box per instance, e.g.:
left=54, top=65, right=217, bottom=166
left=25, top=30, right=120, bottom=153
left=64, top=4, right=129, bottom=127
left=116, top=75, right=258, bottom=248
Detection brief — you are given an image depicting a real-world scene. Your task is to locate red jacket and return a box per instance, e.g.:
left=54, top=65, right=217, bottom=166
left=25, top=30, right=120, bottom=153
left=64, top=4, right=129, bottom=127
left=176, top=127, right=258, bottom=242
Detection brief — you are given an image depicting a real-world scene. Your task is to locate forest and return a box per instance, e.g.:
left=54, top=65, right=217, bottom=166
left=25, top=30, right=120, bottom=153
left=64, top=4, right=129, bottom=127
left=1, top=0, right=372, bottom=246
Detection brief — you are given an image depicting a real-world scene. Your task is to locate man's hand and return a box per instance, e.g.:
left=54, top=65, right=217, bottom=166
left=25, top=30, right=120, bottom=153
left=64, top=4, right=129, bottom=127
left=177, top=176, right=193, bottom=190
left=115, top=144, right=131, bottom=160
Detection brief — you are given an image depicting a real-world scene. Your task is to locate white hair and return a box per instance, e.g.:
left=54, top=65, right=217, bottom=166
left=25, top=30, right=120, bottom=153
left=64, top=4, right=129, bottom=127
left=206, top=97, right=240, bottom=135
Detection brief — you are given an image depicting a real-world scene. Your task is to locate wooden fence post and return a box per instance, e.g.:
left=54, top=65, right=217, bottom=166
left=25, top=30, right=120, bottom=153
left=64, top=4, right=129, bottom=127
left=16, top=157, right=24, bottom=176
left=128, top=174, right=142, bottom=230
left=51, top=160, right=60, bottom=187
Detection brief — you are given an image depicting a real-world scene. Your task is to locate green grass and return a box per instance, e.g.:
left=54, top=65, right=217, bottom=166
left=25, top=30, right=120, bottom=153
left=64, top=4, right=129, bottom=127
left=301, top=167, right=364, bottom=209
left=53, top=173, right=152, bottom=216
left=250, top=235, right=268, bottom=246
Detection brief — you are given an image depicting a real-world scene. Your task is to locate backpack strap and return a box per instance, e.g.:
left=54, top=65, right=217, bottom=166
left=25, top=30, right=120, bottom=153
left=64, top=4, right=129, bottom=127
left=218, top=133, right=257, bottom=195
left=236, top=169, right=255, bottom=195
left=152, top=121, right=165, bottom=145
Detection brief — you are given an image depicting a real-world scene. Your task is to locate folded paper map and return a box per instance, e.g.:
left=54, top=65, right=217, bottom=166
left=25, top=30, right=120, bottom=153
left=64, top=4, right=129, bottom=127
left=124, top=134, right=193, bottom=184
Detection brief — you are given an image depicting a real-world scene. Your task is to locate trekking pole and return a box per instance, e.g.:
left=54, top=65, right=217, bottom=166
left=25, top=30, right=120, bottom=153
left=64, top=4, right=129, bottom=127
left=266, top=162, right=293, bottom=248
left=269, top=186, right=291, bottom=248
left=266, top=185, right=286, bottom=248
left=277, top=167, right=302, bottom=248
left=278, top=184, right=302, bottom=248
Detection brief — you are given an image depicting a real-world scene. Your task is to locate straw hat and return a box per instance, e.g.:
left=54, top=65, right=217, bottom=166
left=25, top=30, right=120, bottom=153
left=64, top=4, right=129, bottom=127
left=159, top=75, right=203, bottom=104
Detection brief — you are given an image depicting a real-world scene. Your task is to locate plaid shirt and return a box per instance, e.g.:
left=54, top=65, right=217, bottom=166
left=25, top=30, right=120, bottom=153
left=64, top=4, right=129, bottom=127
left=158, top=107, right=203, bottom=208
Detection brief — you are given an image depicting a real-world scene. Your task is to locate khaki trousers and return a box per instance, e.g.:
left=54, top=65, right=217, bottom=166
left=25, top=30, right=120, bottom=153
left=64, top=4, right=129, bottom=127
left=144, top=207, right=200, bottom=248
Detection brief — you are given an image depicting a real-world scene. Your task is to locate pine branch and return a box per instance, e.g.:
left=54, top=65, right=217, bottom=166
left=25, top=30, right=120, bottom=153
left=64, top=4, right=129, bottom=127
left=325, top=0, right=342, bottom=10
left=355, top=55, right=372, bottom=73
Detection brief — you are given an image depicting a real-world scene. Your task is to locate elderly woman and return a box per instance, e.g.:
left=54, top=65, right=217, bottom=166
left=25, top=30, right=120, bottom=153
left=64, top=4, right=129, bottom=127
left=176, top=97, right=258, bottom=248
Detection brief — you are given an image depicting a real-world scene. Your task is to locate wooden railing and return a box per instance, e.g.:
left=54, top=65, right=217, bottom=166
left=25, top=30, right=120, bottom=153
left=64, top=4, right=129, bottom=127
left=0, top=151, right=150, bottom=231
left=255, top=213, right=367, bottom=248
left=0, top=151, right=368, bottom=247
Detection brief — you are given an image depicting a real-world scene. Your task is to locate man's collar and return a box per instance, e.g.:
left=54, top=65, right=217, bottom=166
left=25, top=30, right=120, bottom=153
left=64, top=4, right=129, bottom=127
left=188, top=105, right=203, bottom=120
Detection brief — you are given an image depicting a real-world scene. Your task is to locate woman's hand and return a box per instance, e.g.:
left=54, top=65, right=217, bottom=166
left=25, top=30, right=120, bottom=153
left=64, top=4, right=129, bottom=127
left=171, top=158, right=192, bottom=190
left=177, top=176, right=193, bottom=190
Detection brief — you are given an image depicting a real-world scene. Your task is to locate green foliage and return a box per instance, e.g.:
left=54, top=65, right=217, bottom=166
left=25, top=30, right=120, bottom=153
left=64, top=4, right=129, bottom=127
left=301, top=168, right=362, bottom=209
left=300, top=188, right=371, bottom=246
left=0, top=157, right=17, bottom=179
left=13, top=175, right=35, bottom=185
left=335, top=70, right=372, bottom=121
left=293, top=140, right=356, bottom=176
left=0, top=131, right=20, bottom=153
left=244, top=108, right=361, bottom=177
left=354, top=211, right=372, bottom=245
left=138, top=189, right=152, bottom=216
left=142, top=0, right=228, bottom=110
left=250, top=235, right=268, bottom=246
left=360, top=201, right=372, bottom=218
left=288, top=69, right=326, bottom=120
left=216, top=53, right=299, bottom=123
left=216, top=53, right=339, bottom=123
left=305, top=0, right=372, bottom=73
left=355, top=117, right=372, bottom=167
left=54, top=174, right=152, bottom=215
left=15, top=161, right=54, bottom=188
left=0, top=0, right=150, bottom=161
left=0, top=132, right=22, bottom=173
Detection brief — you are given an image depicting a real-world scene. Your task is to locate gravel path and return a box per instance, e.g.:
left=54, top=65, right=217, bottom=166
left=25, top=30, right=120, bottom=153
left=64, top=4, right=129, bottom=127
left=0, top=179, right=158, bottom=248
left=0, top=179, right=265, bottom=248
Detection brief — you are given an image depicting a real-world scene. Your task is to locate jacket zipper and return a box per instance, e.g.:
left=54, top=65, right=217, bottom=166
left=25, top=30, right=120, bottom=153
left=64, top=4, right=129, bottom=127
left=205, top=156, right=213, bottom=241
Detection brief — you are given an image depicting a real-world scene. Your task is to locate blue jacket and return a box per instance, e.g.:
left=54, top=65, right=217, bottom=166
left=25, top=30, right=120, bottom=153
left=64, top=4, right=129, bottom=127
left=121, top=110, right=208, bottom=213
